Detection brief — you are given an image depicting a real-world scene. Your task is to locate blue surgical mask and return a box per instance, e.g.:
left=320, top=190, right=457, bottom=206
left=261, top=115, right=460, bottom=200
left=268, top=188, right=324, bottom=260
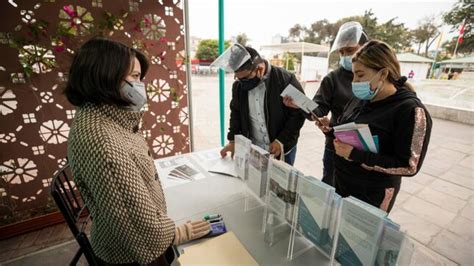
left=351, top=71, right=382, bottom=100
left=340, top=56, right=352, bottom=71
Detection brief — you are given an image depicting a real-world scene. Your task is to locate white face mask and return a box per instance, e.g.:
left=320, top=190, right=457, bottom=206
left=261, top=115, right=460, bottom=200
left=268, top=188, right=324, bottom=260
left=121, top=81, right=147, bottom=111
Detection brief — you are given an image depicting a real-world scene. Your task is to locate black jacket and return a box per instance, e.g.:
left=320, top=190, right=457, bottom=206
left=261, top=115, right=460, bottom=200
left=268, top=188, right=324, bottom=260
left=312, top=66, right=354, bottom=125
left=334, top=86, right=432, bottom=188
left=227, top=65, right=305, bottom=152
left=309, top=66, right=355, bottom=150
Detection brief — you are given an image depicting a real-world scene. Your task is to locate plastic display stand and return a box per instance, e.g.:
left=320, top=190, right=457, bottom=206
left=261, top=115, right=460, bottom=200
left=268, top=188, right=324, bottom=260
left=287, top=190, right=342, bottom=265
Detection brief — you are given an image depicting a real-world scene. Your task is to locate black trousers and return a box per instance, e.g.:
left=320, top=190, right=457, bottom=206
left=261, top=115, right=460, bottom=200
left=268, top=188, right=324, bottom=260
left=321, top=148, right=335, bottom=186
left=335, top=177, right=401, bottom=213
left=96, top=245, right=179, bottom=266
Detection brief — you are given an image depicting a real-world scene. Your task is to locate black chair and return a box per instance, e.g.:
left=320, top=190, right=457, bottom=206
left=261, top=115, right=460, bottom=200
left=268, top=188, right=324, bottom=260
left=51, top=164, right=98, bottom=266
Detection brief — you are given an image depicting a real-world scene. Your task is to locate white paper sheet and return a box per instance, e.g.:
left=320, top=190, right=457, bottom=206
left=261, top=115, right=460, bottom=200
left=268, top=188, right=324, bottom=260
left=280, top=84, right=318, bottom=113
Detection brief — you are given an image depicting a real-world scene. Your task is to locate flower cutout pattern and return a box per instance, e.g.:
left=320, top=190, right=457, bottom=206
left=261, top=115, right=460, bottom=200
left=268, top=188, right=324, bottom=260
left=179, top=107, right=189, bottom=125
left=0, top=133, right=16, bottom=143
left=140, top=14, right=166, bottom=40
left=0, top=32, right=13, bottom=45
left=57, top=158, right=67, bottom=168
left=32, top=145, right=45, bottom=155
left=152, top=134, right=174, bottom=156
left=151, top=55, right=161, bottom=65
left=22, top=113, right=37, bottom=123
left=147, top=79, right=170, bottom=103
left=39, top=120, right=70, bottom=144
left=18, top=45, right=56, bottom=74
left=1, top=158, right=38, bottom=184
left=40, top=91, right=54, bottom=103
left=10, top=73, right=26, bottom=84
left=58, top=5, right=94, bottom=36
left=156, top=115, right=166, bottom=123
left=92, top=0, right=103, bottom=8
left=0, top=88, right=17, bottom=115
left=129, top=0, right=139, bottom=12
left=165, top=7, right=173, bottom=16
left=20, top=10, right=36, bottom=24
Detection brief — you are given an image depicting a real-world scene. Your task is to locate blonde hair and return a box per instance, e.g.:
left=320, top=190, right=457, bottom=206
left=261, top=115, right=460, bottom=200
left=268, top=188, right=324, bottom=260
left=352, top=40, right=415, bottom=91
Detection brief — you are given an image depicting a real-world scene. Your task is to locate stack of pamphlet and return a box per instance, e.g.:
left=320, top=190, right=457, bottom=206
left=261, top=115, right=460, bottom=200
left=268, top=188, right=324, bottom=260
left=296, top=175, right=337, bottom=256
left=267, top=158, right=301, bottom=223
left=375, top=217, right=406, bottom=266
left=335, top=196, right=406, bottom=266
left=247, top=144, right=270, bottom=198
left=234, top=135, right=252, bottom=180
left=333, top=122, right=379, bottom=153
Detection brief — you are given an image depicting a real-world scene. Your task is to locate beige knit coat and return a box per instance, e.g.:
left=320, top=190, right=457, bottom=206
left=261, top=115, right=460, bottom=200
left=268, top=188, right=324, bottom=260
left=67, top=103, right=175, bottom=264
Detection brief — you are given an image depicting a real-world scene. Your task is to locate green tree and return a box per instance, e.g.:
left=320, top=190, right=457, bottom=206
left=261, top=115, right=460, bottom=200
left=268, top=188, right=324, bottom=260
left=293, top=9, right=411, bottom=52
left=282, top=52, right=297, bottom=71
left=303, top=19, right=334, bottom=44
left=235, top=33, right=249, bottom=46
left=289, top=23, right=305, bottom=41
left=287, top=9, right=422, bottom=68
left=195, top=39, right=231, bottom=61
left=411, top=28, right=426, bottom=54
left=374, top=18, right=412, bottom=52
left=410, top=16, right=440, bottom=57
left=443, top=0, right=473, bottom=55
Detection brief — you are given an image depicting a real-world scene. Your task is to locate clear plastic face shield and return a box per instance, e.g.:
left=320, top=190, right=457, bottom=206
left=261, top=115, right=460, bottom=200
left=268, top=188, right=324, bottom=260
left=210, top=43, right=251, bottom=72
left=330, top=21, right=364, bottom=54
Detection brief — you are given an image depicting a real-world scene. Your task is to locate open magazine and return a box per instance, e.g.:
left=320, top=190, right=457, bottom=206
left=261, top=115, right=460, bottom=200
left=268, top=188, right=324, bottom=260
left=208, top=156, right=238, bottom=177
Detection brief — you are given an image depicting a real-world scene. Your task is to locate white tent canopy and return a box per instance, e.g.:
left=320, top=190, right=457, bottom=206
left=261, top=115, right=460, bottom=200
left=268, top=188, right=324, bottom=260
left=260, top=42, right=329, bottom=54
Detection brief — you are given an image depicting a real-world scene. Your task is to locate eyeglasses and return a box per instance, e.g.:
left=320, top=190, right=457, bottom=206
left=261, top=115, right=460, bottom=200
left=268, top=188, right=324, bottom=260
left=234, top=69, right=257, bottom=82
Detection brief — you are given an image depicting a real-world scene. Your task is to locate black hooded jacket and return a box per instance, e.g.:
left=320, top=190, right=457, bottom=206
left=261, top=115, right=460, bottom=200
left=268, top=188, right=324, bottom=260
left=334, top=86, right=432, bottom=188
left=227, top=65, right=305, bottom=151
left=311, top=66, right=354, bottom=150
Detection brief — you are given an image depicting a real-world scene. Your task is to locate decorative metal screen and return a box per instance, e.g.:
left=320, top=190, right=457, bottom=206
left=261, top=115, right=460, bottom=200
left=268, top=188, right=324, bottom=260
left=0, top=0, right=189, bottom=226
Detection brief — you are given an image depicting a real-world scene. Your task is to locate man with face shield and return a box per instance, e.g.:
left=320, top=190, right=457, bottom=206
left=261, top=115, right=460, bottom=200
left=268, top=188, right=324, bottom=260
left=213, top=44, right=305, bottom=165
left=283, top=21, right=368, bottom=185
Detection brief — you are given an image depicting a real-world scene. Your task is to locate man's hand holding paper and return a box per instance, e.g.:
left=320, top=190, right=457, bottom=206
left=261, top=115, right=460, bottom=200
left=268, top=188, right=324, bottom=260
left=280, top=84, right=318, bottom=114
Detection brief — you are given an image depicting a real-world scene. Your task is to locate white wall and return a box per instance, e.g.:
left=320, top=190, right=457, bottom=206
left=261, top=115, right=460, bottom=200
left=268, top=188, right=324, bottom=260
left=399, top=62, right=432, bottom=80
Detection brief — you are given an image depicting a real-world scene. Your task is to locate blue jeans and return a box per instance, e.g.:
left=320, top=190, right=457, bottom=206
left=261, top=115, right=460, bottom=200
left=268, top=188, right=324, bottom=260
left=284, top=146, right=297, bottom=166
left=322, top=148, right=335, bottom=186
